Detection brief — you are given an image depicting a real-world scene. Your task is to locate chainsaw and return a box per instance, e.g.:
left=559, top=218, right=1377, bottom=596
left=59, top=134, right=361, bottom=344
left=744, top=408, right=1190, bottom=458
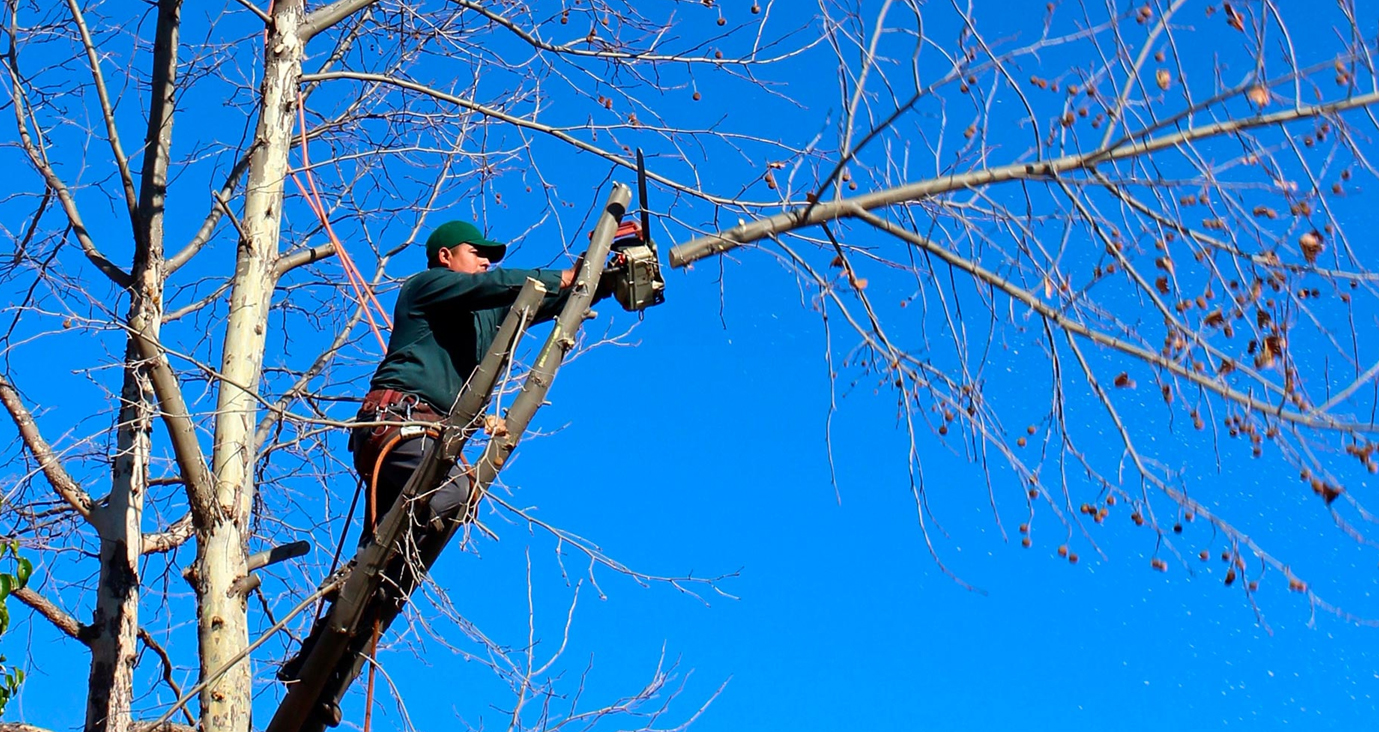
left=605, top=149, right=666, bottom=312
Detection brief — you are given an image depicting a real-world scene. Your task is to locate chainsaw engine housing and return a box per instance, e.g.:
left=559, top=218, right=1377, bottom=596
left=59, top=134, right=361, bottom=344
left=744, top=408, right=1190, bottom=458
left=608, top=220, right=665, bottom=312
left=612, top=243, right=665, bottom=312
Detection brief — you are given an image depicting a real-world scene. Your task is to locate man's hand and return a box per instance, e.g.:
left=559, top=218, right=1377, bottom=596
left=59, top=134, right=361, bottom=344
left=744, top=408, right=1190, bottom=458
left=594, top=268, right=617, bottom=303
left=560, top=255, right=586, bottom=289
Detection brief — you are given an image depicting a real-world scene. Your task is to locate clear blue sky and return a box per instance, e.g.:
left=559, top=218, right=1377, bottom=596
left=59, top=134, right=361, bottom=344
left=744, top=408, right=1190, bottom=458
left=4, top=1, right=1379, bottom=730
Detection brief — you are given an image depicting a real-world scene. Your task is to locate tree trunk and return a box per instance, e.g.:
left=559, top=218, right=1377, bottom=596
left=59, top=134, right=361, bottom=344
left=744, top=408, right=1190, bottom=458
left=198, top=2, right=302, bottom=731
left=86, top=0, right=181, bottom=727
left=84, top=341, right=150, bottom=732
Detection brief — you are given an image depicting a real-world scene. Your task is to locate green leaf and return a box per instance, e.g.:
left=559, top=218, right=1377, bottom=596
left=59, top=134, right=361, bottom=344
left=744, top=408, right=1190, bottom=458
left=0, top=574, right=12, bottom=602
left=15, top=558, right=31, bottom=588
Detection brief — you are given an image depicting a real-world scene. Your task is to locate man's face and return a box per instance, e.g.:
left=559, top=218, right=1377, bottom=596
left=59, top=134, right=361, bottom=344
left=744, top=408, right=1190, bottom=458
left=439, top=243, right=490, bottom=274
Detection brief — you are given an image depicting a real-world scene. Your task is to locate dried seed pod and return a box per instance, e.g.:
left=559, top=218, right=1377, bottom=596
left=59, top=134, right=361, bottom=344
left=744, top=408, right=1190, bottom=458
left=1300, top=231, right=1324, bottom=264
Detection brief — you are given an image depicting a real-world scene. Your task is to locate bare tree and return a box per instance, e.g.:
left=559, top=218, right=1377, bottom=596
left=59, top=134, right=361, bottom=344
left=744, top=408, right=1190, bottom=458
left=0, top=0, right=781, bottom=730
left=3, top=0, right=1378, bottom=730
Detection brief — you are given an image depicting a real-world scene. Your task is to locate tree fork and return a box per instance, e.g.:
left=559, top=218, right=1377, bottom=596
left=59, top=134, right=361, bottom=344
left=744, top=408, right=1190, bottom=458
left=87, top=0, right=183, bottom=727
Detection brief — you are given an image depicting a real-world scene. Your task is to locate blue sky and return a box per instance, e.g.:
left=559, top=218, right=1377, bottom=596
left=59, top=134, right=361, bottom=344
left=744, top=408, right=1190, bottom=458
left=4, top=0, right=1379, bottom=730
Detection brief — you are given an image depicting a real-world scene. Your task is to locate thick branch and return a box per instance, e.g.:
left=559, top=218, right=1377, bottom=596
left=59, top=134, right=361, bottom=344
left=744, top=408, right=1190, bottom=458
left=0, top=373, right=93, bottom=520
left=272, top=242, right=337, bottom=277
left=669, top=90, right=1379, bottom=266
left=141, top=513, right=193, bottom=555
left=4, top=30, right=130, bottom=287
left=12, top=587, right=88, bottom=644
left=299, top=0, right=380, bottom=42
left=126, top=316, right=217, bottom=528
left=133, top=0, right=180, bottom=259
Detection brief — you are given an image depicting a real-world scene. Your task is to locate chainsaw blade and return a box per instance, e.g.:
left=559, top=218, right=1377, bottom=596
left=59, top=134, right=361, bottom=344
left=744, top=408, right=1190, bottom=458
left=636, top=148, right=652, bottom=246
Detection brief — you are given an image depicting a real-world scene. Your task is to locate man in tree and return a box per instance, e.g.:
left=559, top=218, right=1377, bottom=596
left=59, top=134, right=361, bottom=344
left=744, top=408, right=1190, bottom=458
left=352, top=221, right=594, bottom=533
left=278, top=220, right=606, bottom=687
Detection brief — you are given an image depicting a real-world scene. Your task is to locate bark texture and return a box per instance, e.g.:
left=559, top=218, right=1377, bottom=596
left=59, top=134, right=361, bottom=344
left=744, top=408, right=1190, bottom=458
left=84, top=344, right=149, bottom=732
left=86, top=0, right=181, bottom=729
left=197, top=2, right=303, bottom=731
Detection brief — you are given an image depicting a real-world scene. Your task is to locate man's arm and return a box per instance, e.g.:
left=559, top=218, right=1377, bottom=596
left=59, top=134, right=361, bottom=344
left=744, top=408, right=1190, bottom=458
left=531, top=258, right=619, bottom=322
left=533, top=285, right=572, bottom=323
left=411, top=268, right=566, bottom=312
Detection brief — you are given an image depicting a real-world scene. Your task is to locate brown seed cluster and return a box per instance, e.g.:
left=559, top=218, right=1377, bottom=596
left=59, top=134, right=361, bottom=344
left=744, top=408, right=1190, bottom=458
left=1078, top=502, right=1110, bottom=524
left=1342, top=442, right=1379, bottom=474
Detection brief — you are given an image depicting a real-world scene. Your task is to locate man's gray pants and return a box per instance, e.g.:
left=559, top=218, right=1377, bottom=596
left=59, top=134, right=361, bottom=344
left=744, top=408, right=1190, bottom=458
left=361, top=432, right=473, bottom=546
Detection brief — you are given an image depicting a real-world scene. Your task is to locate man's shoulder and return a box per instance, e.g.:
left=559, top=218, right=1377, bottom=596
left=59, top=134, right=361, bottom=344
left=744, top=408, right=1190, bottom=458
left=403, top=267, right=448, bottom=286
left=399, top=267, right=461, bottom=297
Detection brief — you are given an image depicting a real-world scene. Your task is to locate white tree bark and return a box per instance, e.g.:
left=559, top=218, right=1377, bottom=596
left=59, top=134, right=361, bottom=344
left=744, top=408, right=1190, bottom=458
left=198, top=2, right=302, bottom=730
left=84, top=344, right=149, bottom=732
left=86, top=0, right=180, bottom=728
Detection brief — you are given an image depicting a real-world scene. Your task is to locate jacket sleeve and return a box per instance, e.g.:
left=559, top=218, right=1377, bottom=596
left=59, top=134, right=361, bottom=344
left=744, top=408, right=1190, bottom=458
left=533, top=286, right=573, bottom=323
left=410, top=268, right=565, bottom=312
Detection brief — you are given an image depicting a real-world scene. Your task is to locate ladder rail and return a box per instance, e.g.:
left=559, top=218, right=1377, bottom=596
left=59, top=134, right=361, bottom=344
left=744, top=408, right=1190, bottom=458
left=266, top=278, right=548, bottom=732
left=269, top=183, right=632, bottom=732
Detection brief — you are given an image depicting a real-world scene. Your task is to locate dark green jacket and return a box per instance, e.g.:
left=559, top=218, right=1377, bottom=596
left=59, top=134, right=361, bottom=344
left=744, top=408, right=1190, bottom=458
left=369, top=267, right=569, bottom=412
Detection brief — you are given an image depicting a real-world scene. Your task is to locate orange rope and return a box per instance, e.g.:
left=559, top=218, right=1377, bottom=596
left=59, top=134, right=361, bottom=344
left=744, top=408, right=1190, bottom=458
left=291, top=90, right=392, bottom=352
left=362, top=618, right=382, bottom=732
left=368, top=431, right=406, bottom=536
left=293, top=100, right=393, bottom=325
left=268, top=10, right=393, bottom=725
left=360, top=429, right=397, bottom=732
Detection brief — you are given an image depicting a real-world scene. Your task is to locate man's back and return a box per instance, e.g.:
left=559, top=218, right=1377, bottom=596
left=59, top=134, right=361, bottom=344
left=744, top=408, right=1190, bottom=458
left=370, top=267, right=567, bottom=413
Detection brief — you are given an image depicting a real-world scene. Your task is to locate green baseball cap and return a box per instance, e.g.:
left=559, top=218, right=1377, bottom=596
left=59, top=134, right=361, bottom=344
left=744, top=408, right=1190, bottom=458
left=425, top=220, right=507, bottom=264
